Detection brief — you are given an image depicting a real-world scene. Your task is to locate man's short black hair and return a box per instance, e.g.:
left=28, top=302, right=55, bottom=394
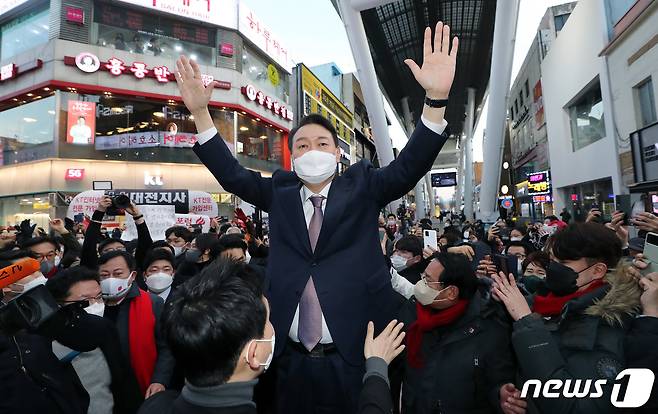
left=387, top=213, right=397, bottom=219
left=394, top=235, right=423, bottom=257
left=150, top=240, right=175, bottom=256
left=430, top=252, right=478, bottom=299
left=165, top=226, right=193, bottom=242
left=219, top=234, right=248, bottom=253
left=441, top=229, right=461, bottom=247
left=98, top=250, right=135, bottom=271
left=549, top=222, right=622, bottom=268
left=218, top=223, right=233, bottom=235
left=98, top=238, right=126, bottom=254
left=46, top=267, right=100, bottom=302
left=288, top=114, right=339, bottom=150
left=505, top=241, right=533, bottom=255
left=194, top=233, right=221, bottom=259
left=21, top=236, right=60, bottom=252
left=163, top=259, right=266, bottom=387
left=143, top=249, right=176, bottom=271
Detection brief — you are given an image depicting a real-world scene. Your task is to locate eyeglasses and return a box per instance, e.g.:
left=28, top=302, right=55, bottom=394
left=62, top=293, right=103, bottom=305
left=421, top=273, right=445, bottom=291
left=33, top=250, right=57, bottom=261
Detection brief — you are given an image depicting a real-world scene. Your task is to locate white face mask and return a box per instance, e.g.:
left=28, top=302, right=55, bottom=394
left=145, top=272, right=173, bottom=294
left=245, top=250, right=252, bottom=264
left=78, top=238, right=85, bottom=245
left=293, top=150, right=337, bottom=184
left=413, top=279, right=452, bottom=306
left=245, top=330, right=276, bottom=371
left=173, top=246, right=184, bottom=257
left=390, top=255, right=409, bottom=272
left=101, top=275, right=133, bottom=300
left=463, top=231, right=470, bottom=239
left=510, top=236, right=522, bottom=242
left=84, top=301, right=105, bottom=317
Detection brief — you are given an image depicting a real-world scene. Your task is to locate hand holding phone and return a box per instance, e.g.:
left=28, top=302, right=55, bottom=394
left=423, top=230, right=438, bottom=251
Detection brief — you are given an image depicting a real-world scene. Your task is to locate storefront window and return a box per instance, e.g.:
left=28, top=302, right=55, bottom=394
left=0, top=194, right=51, bottom=228
left=242, top=46, right=290, bottom=103
left=569, top=81, right=606, bottom=151
left=1, top=6, right=49, bottom=61
left=236, top=113, right=283, bottom=172
left=0, top=95, right=56, bottom=165
left=57, top=92, right=234, bottom=164
left=93, top=2, right=216, bottom=66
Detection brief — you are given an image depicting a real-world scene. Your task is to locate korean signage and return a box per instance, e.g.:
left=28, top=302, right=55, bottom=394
left=241, top=84, right=293, bottom=122
left=0, top=63, right=17, bottom=81
left=107, top=189, right=190, bottom=213
left=532, top=195, right=552, bottom=203
left=65, top=168, right=85, bottom=181
left=533, top=80, right=545, bottom=129
left=95, top=131, right=198, bottom=150
left=65, top=6, right=84, bottom=24
left=65, top=53, right=231, bottom=89
left=176, top=214, right=211, bottom=233
left=0, top=0, right=29, bottom=18
left=299, top=64, right=354, bottom=144
left=67, top=101, right=96, bottom=145
left=115, top=0, right=237, bottom=29
left=238, top=0, right=290, bottom=71
left=527, top=170, right=551, bottom=195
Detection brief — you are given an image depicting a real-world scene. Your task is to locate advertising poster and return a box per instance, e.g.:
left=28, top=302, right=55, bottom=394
left=67, top=100, right=96, bottom=145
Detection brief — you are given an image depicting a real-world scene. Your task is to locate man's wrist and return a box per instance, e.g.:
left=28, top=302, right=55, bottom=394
left=426, top=91, right=449, bottom=100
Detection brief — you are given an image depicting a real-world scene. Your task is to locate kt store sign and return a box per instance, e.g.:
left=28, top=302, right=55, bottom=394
left=64, top=52, right=231, bottom=90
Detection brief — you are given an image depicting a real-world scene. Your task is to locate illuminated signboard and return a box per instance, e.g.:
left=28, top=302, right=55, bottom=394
left=527, top=170, right=551, bottom=195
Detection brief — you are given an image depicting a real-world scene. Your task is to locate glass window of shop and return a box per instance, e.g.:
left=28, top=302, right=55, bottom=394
left=566, top=178, right=614, bottom=222
left=242, top=46, right=290, bottom=103
left=0, top=194, right=52, bottom=228
left=569, top=81, right=606, bottom=151
left=93, top=2, right=216, bottom=66
left=57, top=91, right=234, bottom=164
left=236, top=112, right=284, bottom=172
left=0, top=95, right=56, bottom=166
left=0, top=5, right=49, bottom=61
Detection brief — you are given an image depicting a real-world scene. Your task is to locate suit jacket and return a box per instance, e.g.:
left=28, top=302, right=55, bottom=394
left=193, top=121, right=448, bottom=365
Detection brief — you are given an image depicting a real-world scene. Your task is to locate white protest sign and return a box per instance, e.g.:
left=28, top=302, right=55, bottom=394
left=175, top=214, right=210, bottom=233
left=121, top=205, right=176, bottom=241
left=66, top=190, right=106, bottom=219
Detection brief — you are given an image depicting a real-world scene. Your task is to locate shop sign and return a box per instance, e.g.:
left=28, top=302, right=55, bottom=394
left=65, top=6, right=84, bottom=24
left=239, top=0, right=290, bottom=71
left=267, top=64, right=280, bottom=86
left=532, top=195, right=552, bottom=203
left=65, top=53, right=231, bottom=89
left=116, top=0, right=238, bottom=29
left=144, top=171, right=164, bottom=186
left=95, top=131, right=198, bottom=150
left=527, top=170, right=551, bottom=195
left=220, top=43, right=234, bottom=57
left=0, top=63, right=17, bottom=81
left=500, top=197, right=514, bottom=209
left=65, top=168, right=85, bottom=181
left=241, top=84, right=293, bottom=122
left=533, top=80, right=545, bottom=129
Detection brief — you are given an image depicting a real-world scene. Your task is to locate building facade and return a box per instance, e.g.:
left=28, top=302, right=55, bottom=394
left=0, top=0, right=295, bottom=224
left=507, top=2, right=576, bottom=220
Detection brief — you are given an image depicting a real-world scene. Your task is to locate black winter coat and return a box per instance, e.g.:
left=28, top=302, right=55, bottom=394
left=625, top=316, right=658, bottom=413
left=399, top=295, right=516, bottom=414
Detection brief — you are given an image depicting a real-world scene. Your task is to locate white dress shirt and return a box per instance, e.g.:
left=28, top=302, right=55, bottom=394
left=157, top=286, right=172, bottom=303
left=195, top=116, right=448, bottom=344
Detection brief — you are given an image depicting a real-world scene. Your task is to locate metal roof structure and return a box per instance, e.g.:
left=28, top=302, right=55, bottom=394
left=357, top=0, right=497, bottom=168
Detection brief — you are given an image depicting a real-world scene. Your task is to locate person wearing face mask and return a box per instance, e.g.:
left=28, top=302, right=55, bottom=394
left=138, top=259, right=407, bottom=414
left=517, top=251, right=550, bottom=295
left=390, top=236, right=425, bottom=284
left=175, top=21, right=458, bottom=413
left=142, top=249, right=176, bottom=303
left=509, top=226, right=526, bottom=243
left=0, top=251, right=91, bottom=414
left=398, top=252, right=520, bottom=414
left=22, top=230, right=78, bottom=278
left=98, top=250, right=175, bottom=407
left=47, top=266, right=141, bottom=414
left=165, top=226, right=193, bottom=263
left=174, top=233, right=221, bottom=286
left=492, top=223, right=641, bottom=414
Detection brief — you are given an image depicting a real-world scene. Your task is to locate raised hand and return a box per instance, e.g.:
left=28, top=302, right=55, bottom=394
left=491, top=272, right=532, bottom=321
left=364, top=320, right=406, bottom=365
left=404, top=21, right=458, bottom=99
left=174, top=56, right=216, bottom=115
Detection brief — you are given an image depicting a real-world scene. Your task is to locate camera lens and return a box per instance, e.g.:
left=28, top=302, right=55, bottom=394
left=113, top=194, right=131, bottom=209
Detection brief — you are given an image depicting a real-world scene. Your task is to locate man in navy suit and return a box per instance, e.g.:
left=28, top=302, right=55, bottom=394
left=174, top=21, right=458, bottom=413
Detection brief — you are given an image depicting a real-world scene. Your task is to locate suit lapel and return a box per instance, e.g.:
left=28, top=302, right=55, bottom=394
left=314, top=175, right=353, bottom=256
left=278, top=180, right=313, bottom=257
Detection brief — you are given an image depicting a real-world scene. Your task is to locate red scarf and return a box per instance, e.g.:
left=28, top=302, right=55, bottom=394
left=128, top=288, right=157, bottom=395
left=406, top=299, right=469, bottom=369
left=532, top=279, right=606, bottom=317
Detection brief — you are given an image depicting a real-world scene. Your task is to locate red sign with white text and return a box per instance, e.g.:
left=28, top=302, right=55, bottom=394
left=241, top=84, right=293, bottom=122
left=65, top=6, right=84, bottom=24
left=65, top=168, right=85, bottom=181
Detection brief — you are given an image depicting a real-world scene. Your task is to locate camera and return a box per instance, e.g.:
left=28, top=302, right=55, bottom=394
left=0, top=285, right=60, bottom=336
left=105, top=193, right=131, bottom=216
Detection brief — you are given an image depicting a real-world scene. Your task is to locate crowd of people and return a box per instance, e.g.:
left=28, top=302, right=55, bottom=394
left=1, top=22, right=657, bottom=414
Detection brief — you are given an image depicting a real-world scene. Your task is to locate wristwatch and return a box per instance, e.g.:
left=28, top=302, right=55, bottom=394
left=424, top=96, right=449, bottom=108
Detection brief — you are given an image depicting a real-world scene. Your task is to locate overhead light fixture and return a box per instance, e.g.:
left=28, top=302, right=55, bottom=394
left=255, top=118, right=260, bottom=121
left=26, top=93, right=33, bottom=97
left=43, top=87, right=50, bottom=91
left=34, top=198, right=41, bottom=201
left=111, top=107, right=124, bottom=113
left=47, top=110, right=55, bottom=115
left=12, top=98, right=18, bottom=101
left=259, top=135, right=267, bottom=139
left=23, top=117, right=37, bottom=123
left=21, top=199, right=28, bottom=202
left=240, top=126, right=249, bottom=131
left=153, top=112, right=164, bottom=118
